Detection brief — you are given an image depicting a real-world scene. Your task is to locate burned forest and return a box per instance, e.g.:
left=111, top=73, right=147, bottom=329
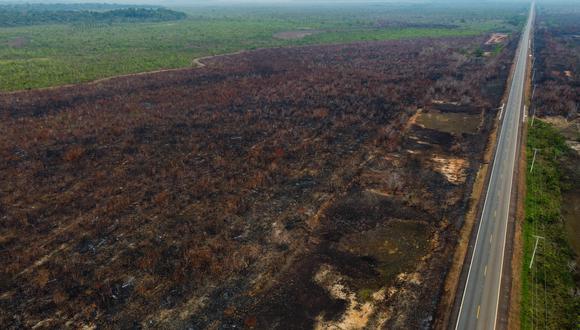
left=532, top=10, right=579, bottom=120
left=0, top=35, right=517, bottom=328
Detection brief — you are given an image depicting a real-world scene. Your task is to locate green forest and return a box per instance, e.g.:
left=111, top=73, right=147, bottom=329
left=0, top=2, right=527, bottom=91
left=0, top=7, right=187, bottom=27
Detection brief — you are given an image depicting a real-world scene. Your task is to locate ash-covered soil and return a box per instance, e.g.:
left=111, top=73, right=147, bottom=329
left=0, top=35, right=515, bottom=329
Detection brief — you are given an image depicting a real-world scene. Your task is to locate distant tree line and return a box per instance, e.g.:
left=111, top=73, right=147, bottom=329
left=0, top=3, right=149, bottom=12
left=0, top=7, right=187, bottom=27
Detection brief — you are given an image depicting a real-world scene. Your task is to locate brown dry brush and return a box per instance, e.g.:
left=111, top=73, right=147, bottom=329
left=0, top=35, right=516, bottom=328
left=532, top=11, right=580, bottom=119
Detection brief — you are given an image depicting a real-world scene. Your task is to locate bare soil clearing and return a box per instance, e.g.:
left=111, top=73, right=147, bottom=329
left=485, top=33, right=508, bottom=45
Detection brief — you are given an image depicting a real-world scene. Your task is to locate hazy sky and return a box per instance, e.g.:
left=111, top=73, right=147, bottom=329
left=0, top=0, right=566, bottom=6
left=0, top=0, right=538, bottom=3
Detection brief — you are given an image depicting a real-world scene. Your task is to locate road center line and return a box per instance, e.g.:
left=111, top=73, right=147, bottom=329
left=453, top=4, right=534, bottom=329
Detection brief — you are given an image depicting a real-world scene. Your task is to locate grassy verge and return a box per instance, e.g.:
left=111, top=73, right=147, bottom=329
left=521, top=120, right=579, bottom=329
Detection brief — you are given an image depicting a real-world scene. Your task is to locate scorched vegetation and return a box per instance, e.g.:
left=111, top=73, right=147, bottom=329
left=0, top=35, right=516, bottom=328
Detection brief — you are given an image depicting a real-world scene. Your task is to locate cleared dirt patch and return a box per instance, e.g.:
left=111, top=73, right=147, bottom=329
left=314, top=264, right=377, bottom=329
left=485, top=33, right=508, bottom=45
left=431, top=156, right=468, bottom=185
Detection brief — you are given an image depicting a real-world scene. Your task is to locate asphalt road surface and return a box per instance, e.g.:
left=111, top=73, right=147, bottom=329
left=454, top=2, right=535, bottom=329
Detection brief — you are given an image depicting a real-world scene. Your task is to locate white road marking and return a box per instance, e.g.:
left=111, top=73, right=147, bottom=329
left=493, top=7, right=534, bottom=328
left=454, top=112, right=504, bottom=328
left=455, top=4, right=534, bottom=329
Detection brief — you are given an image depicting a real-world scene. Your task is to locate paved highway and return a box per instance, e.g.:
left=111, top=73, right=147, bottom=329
left=455, top=2, right=535, bottom=329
